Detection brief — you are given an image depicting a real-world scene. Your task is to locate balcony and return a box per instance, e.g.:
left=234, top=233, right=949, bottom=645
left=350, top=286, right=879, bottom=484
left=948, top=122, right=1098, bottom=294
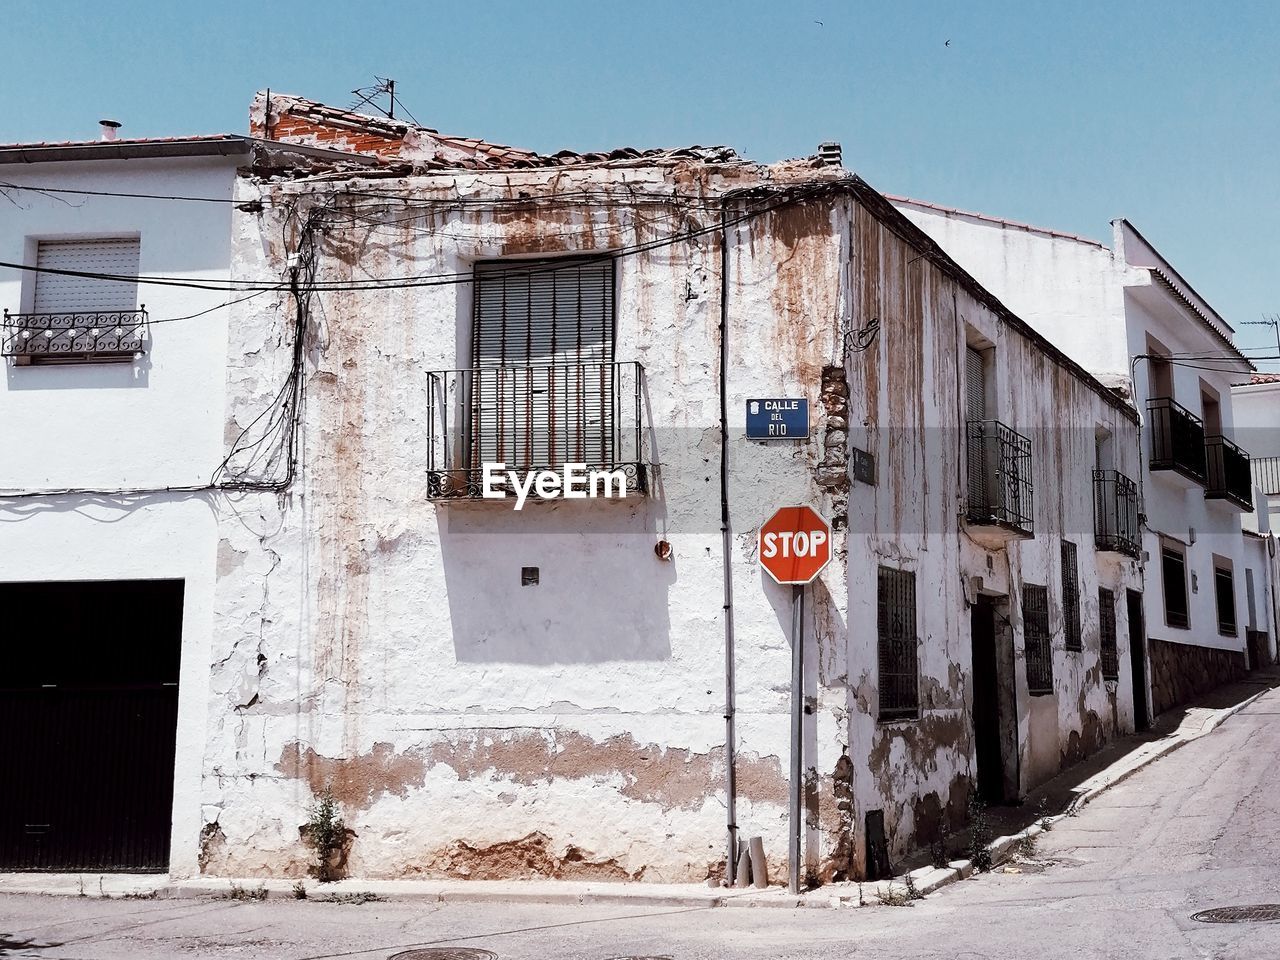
left=2, top=309, right=147, bottom=365
left=1253, top=456, right=1280, bottom=497
left=424, top=361, right=648, bottom=500
left=1093, top=469, right=1141, bottom=558
left=1205, top=435, right=1253, bottom=510
left=1147, top=397, right=1207, bottom=487
left=965, top=420, right=1034, bottom=544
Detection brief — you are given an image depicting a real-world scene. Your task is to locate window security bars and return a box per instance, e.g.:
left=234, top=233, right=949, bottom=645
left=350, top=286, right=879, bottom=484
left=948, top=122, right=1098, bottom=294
left=1099, top=587, right=1119, bottom=680
left=424, top=361, right=647, bottom=499
left=1062, top=541, right=1082, bottom=651
left=1215, top=567, right=1237, bottom=637
left=1205, top=435, right=1253, bottom=510
left=2, top=310, right=147, bottom=365
left=1147, top=397, right=1207, bottom=484
left=1023, top=583, right=1053, bottom=695
left=1162, top=546, right=1190, bottom=629
left=1093, top=469, right=1141, bottom=558
left=966, top=419, right=1034, bottom=535
left=877, top=567, right=919, bottom=721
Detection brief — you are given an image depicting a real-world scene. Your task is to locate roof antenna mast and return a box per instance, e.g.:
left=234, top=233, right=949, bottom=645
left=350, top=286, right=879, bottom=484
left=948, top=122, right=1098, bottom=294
left=349, top=77, right=420, bottom=126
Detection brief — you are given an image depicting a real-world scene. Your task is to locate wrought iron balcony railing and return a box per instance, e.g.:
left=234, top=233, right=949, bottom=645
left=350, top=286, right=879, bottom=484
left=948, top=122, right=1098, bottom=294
left=965, top=419, right=1034, bottom=536
left=1205, top=434, right=1253, bottom=510
left=425, top=361, right=648, bottom=500
left=1093, top=469, right=1141, bottom=558
left=1253, top=456, right=1280, bottom=497
left=2, top=309, right=147, bottom=364
left=1147, top=396, right=1206, bottom=484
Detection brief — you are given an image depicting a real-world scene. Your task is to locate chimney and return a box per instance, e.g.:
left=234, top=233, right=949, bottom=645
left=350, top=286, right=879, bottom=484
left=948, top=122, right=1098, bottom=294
left=818, top=141, right=842, bottom=167
left=99, top=119, right=122, bottom=142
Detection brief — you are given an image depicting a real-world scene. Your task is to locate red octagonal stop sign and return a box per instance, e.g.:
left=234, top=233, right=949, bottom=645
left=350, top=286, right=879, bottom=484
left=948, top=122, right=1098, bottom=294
left=758, top=505, right=832, bottom=584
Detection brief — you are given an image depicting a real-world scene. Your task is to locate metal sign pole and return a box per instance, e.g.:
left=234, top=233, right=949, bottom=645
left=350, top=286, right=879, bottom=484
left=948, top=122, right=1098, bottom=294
left=788, top=582, right=804, bottom=894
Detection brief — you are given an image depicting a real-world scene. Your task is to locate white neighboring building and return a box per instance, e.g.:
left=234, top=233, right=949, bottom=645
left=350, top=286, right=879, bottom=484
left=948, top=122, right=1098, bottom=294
left=891, top=198, right=1269, bottom=710
left=1232, top=372, right=1280, bottom=660
left=0, top=129, right=372, bottom=875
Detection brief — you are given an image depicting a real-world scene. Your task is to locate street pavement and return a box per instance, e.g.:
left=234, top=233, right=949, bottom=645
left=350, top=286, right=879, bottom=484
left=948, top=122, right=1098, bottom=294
left=5, top=683, right=1280, bottom=960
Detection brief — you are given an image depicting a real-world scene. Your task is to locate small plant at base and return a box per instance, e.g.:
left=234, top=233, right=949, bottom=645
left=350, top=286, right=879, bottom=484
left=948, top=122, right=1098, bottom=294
left=319, top=891, right=384, bottom=905
left=226, top=882, right=268, bottom=902
left=1015, top=833, right=1039, bottom=859
left=875, top=880, right=914, bottom=907
left=306, top=787, right=346, bottom=882
left=1036, top=796, right=1053, bottom=831
left=967, top=793, right=994, bottom=872
left=292, top=881, right=307, bottom=900
left=904, top=873, right=923, bottom=901
left=929, top=836, right=949, bottom=869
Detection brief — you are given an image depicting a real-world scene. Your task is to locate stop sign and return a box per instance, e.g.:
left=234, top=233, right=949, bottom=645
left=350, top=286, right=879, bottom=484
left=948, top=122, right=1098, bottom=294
left=758, top=506, right=832, bottom=584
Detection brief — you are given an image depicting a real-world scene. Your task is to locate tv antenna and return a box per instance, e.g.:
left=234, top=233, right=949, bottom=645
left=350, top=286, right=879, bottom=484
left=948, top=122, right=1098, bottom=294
left=349, top=77, right=421, bottom=126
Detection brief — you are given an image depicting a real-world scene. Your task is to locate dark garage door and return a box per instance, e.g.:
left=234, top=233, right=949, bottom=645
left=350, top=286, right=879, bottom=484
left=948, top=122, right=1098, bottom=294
left=0, top=580, right=183, bottom=872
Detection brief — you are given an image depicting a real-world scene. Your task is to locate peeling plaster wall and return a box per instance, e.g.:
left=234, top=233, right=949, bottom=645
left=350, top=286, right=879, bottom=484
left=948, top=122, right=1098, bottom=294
left=205, top=162, right=1142, bottom=884
left=207, top=162, right=848, bottom=883
left=836, top=202, right=1143, bottom=874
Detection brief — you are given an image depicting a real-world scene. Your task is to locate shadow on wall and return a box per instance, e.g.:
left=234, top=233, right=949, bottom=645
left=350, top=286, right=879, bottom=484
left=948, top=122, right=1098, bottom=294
left=437, top=497, right=676, bottom=664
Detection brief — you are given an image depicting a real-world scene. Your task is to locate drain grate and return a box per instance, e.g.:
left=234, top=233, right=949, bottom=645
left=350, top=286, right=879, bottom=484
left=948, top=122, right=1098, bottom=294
left=1192, top=905, right=1280, bottom=924
left=389, top=950, right=499, bottom=960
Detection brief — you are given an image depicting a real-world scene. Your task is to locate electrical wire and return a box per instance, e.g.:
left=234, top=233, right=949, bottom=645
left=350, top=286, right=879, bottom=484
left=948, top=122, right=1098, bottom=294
left=0, top=180, right=838, bottom=295
left=0, top=181, right=838, bottom=500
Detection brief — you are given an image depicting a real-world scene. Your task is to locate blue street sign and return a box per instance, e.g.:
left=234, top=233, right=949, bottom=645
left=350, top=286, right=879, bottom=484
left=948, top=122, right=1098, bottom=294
left=746, top=398, right=809, bottom=440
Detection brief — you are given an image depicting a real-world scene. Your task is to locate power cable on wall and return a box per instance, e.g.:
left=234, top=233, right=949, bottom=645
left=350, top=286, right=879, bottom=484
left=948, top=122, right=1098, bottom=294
left=0, top=181, right=838, bottom=500
left=0, top=181, right=839, bottom=296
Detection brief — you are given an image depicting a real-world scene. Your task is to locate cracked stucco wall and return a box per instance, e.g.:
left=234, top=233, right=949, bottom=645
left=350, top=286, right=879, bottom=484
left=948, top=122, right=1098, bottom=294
left=200, top=160, right=849, bottom=882
left=195, top=160, right=1142, bottom=884
left=834, top=198, right=1144, bottom=874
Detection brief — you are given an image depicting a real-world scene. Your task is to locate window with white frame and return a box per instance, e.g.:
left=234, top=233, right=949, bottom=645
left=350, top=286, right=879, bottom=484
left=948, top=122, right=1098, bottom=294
left=4, top=237, right=145, bottom=364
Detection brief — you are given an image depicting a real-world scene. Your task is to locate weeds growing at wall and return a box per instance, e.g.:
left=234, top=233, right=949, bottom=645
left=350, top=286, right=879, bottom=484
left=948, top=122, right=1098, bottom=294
left=967, top=793, right=994, bottom=872
left=225, top=882, right=268, bottom=901
left=305, top=787, right=346, bottom=882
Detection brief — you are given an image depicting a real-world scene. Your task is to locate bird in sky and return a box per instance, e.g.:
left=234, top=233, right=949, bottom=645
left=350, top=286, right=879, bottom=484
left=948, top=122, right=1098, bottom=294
left=815, top=20, right=823, bottom=26
left=945, top=39, right=951, bottom=46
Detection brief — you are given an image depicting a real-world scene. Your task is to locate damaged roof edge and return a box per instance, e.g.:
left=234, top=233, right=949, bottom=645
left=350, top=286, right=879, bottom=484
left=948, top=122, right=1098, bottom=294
left=848, top=176, right=1140, bottom=422
left=0, top=135, right=382, bottom=167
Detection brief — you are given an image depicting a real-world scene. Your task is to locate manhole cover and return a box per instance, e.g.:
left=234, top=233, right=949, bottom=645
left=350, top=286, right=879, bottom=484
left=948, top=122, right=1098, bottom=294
left=1192, top=905, right=1280, bottom=923
left=389, top=950, right=499, bottom=960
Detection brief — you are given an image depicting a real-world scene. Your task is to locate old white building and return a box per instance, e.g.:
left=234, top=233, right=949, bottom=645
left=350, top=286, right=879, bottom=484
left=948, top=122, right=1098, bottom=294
left=3, top=97, right=1153, bottom=885
left=0, top=127, right=374, bottom=875
left=892, top=198, right=1273, bottom=708
left=189, top=95, right=1144, bottom=884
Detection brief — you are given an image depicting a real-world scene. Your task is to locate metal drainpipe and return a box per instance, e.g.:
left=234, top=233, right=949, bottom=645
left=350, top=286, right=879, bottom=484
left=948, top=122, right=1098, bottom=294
left=719, top=203, right=739, bottom=884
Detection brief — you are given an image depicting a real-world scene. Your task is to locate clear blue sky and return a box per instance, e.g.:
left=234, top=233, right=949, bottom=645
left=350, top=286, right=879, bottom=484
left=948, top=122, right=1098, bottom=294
left=6, top=1, right=1277, bottom=361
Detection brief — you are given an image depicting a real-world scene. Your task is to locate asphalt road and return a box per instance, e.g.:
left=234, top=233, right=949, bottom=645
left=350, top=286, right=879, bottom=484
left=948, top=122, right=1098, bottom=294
left=5, top=686, right=1280, bottom=960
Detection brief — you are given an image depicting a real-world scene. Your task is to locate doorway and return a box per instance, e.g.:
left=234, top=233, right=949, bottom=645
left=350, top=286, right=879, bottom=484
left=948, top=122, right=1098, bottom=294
left=1127, top=589, right=1150, bottom=731
left=970, top=595, right=1017, bottom=804
left=0, top=580, right=184, bottom=871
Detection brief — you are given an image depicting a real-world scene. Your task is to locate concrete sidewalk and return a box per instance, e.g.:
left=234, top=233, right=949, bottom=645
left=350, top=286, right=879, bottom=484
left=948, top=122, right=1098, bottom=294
left=4, top=672, right=1275, bottom=910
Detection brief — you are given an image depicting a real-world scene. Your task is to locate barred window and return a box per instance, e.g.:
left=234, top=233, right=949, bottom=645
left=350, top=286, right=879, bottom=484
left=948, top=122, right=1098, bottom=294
left=1023, top=583, right=1053, bottom=695
left=470, top=257, right=616, bottom=471
left=1214, top=562, right=1237, bottom=637
left=1099, top=588, right=1119, bottom=680
left=1162, top=543, right=1190, bottom=629
left=1061, top=540, right=1082, bottom=651
left=878, top=567, right=918, bottom=721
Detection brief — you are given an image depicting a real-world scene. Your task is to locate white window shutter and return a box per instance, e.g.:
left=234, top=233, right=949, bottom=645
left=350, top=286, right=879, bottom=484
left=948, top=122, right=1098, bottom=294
left=33, top=239, right=141, bottom=314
